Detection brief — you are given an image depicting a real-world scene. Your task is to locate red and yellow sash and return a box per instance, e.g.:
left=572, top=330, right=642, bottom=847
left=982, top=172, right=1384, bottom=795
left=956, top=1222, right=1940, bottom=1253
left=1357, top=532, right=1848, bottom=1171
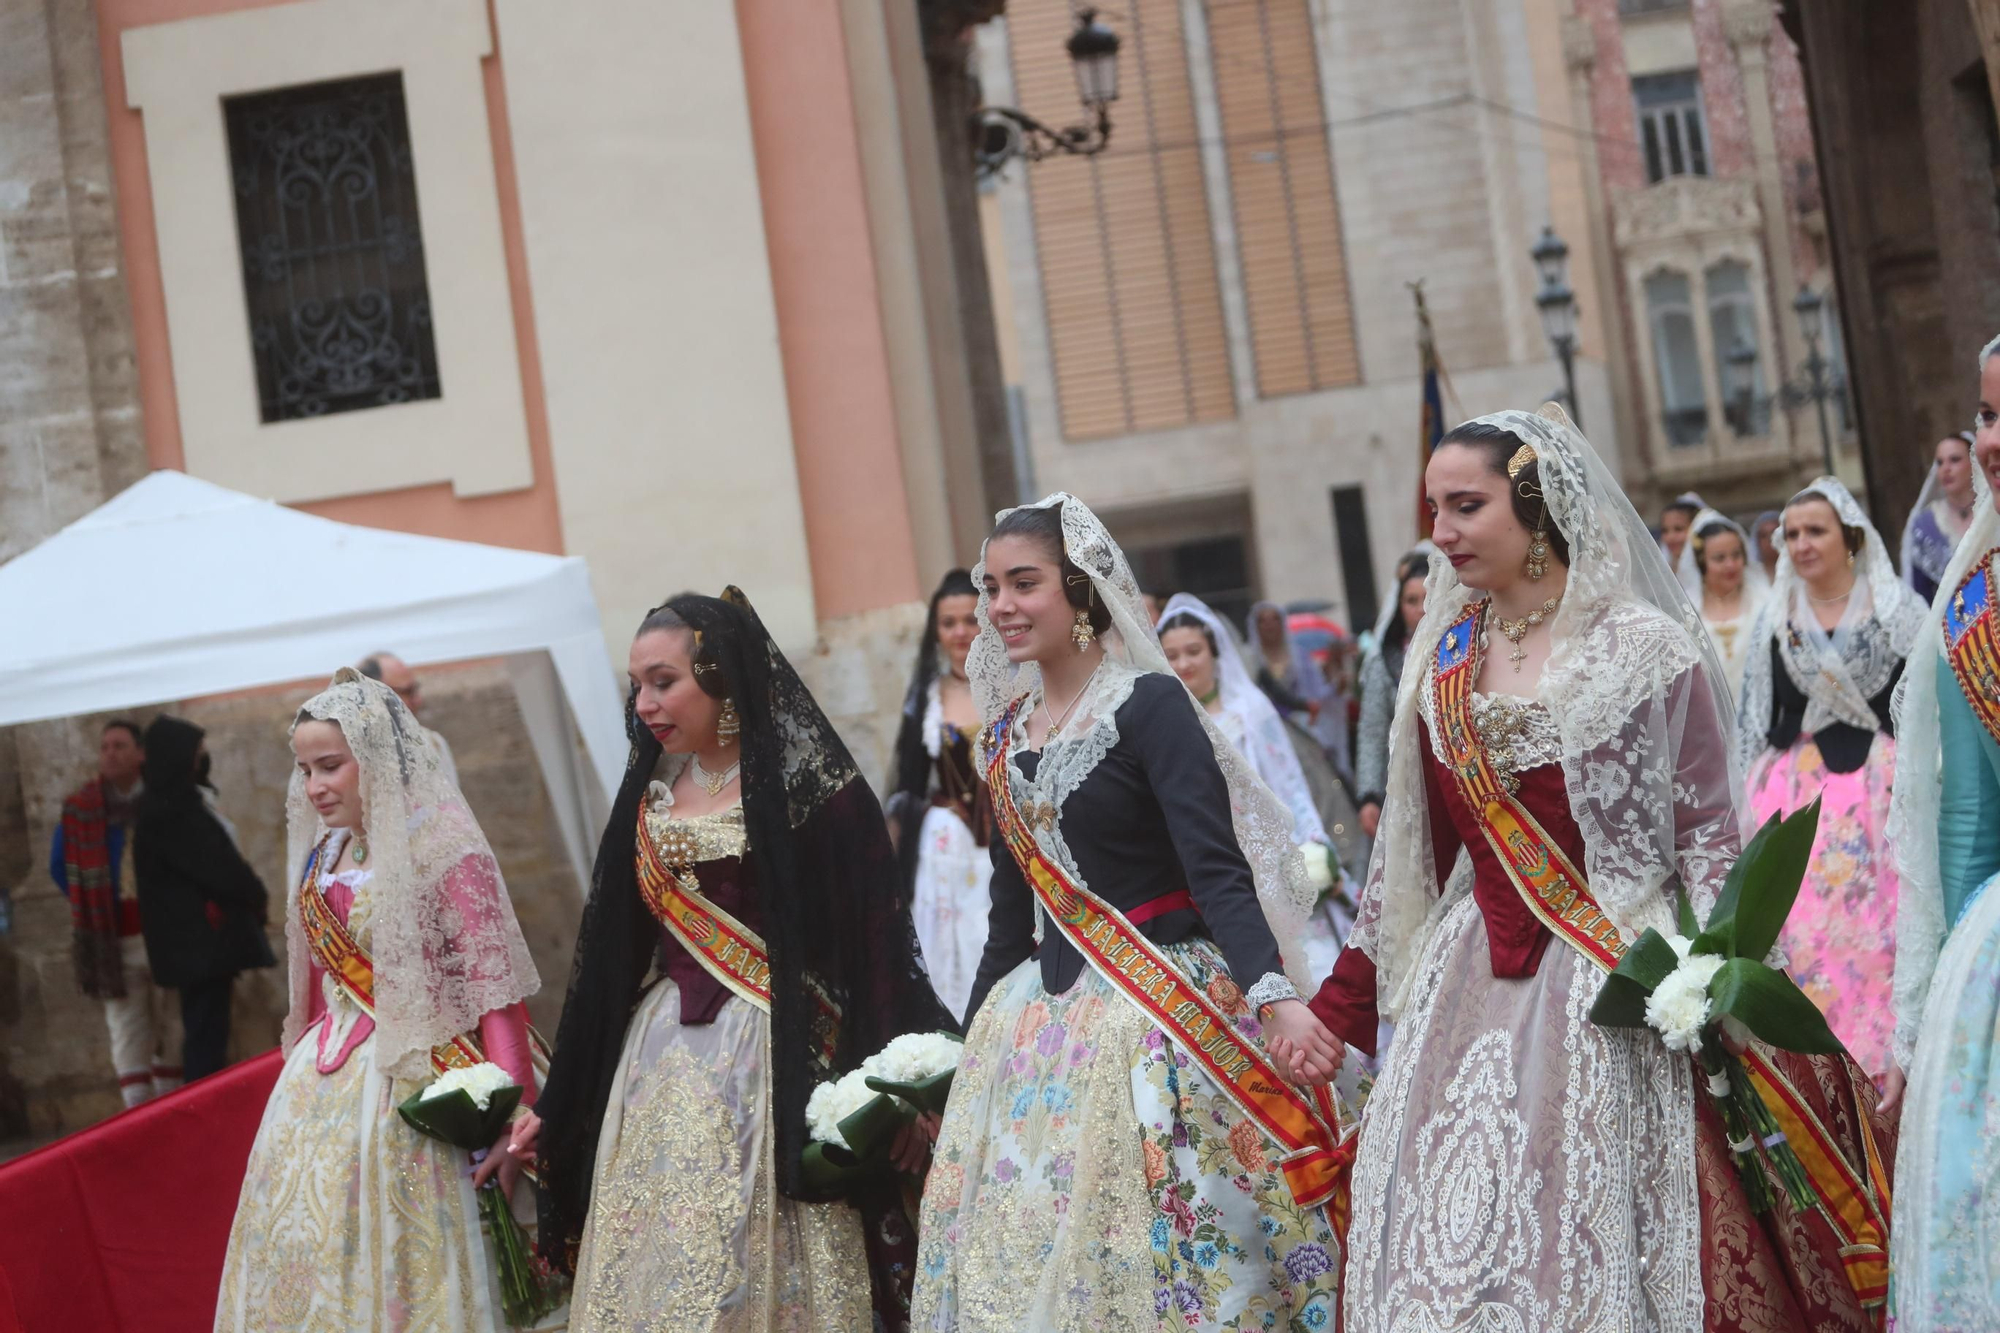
left=634, top=809, right=772, bottom=1014
left=1946, top=551, right=2000, bottom=746
left=984, top=699, right=1356, bottom=1219
left=1431, top=604, right=1891, bottom=1306
left=296, top=839, right=484, bottom=1074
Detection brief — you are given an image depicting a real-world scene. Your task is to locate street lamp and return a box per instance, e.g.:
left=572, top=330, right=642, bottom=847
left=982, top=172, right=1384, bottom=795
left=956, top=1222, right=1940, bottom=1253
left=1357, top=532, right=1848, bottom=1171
left=1725, top=337, right=1759, bottom=437
left=1530, top=226, right=1581, bottom=430
left=975, top=9, right=1121, bottom=176
left=1780, top=284, right=1838, bottom=477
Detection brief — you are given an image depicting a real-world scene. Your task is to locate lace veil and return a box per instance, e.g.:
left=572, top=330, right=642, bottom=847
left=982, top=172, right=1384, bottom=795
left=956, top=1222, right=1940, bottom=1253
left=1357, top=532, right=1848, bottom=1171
left=1157, top=592, right=1329, bottom=848
left=1355, top=404, right=1745, bottom=1018
left=283, top=668, right=540, bottom=1080
left=1737, top=476, right=1928, bottom=774
left=1889, top=336, right=2000, bottom=1068
left=1369, top=542, right=1439, bottom=650
left=968, top=494, right=1318, bottom=990
left=1673, top=508, right=1771, bottom=607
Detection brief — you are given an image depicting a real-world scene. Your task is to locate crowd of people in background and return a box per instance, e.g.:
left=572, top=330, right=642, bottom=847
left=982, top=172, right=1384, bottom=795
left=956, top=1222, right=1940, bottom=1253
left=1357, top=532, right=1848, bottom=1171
left=36, top=341, right=2000, bottom=1328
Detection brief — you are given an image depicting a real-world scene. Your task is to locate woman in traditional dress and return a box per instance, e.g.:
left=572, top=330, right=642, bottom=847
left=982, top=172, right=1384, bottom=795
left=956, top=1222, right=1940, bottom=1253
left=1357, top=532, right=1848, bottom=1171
left=214, top=669, right=546, bottom=1331
left=915, top=495, right=1351, bottom=1332
left=1753, top=509, right=1783, bottom=584
left=1658, top=490, right=1706, bottom=567
left=1885, top=335, right=2000, bottom=1329
left=887, top=570, right=993, bottom=1022
left=1673, top=508, right=1769, bottom=698
left=1246, top=599, right=1350, bottom=785
left=1738, top=478, right=1926, bottom=1081
left=1291, top=406, right=1892, bottom=1332
left=1354, top=549, right=1432, bottom=845
left=522, top=589, right=953, bottom=1331
left=1158, top=593, right=1347, bottom=978
left=1900, top=431, right=1979, bottom=606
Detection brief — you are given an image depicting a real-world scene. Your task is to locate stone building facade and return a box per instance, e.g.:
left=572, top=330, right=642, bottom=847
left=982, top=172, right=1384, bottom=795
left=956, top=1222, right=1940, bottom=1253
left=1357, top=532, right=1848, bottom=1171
left=1778, top=0, right=2000, bottom=541
left=1563, top=0, right=1851, bottom=520
left=975, top=0, right=1627, bottom=632
left=1, top=0, right=999, bottom=1146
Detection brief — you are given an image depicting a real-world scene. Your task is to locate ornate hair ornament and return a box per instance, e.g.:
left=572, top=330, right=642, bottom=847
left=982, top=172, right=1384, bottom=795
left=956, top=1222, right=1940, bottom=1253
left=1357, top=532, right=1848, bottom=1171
left=1506, top=443, right=1538, bottom=479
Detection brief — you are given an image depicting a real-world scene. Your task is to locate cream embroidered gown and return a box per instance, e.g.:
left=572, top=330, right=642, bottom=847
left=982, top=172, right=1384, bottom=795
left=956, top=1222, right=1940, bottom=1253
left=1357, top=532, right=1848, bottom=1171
left=566, top=792, right=873, bottom=1331
left=214, top=829, right=544, bottom=1332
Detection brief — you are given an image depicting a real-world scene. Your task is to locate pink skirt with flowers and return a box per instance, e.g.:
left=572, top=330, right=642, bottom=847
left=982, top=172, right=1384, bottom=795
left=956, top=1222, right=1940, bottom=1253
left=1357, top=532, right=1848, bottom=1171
left=1746, top=730, right=1900, bottom=1081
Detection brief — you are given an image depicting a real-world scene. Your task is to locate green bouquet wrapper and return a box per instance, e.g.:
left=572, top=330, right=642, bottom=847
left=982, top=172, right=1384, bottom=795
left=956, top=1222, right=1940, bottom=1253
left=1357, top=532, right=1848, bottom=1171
left=396, top=1082, right=566, bottom=1327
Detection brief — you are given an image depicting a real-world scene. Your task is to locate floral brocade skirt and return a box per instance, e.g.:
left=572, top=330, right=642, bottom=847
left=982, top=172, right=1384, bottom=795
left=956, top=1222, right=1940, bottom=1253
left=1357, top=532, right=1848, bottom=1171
left=912, top=938, right=1340, bottom=1332
left=569, top=979, right=873, bottom=1332
left=1747, top=731, right=1899, bottom=1080
left=214, top=1024, right=550, bottom=1332
left=1892, top=870, right=2000, bottom=1331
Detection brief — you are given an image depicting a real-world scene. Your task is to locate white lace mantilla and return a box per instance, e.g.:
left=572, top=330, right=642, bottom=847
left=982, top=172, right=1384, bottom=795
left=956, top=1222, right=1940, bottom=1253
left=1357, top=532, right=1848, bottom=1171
left=1354, top=406, right=1748, bottom=1023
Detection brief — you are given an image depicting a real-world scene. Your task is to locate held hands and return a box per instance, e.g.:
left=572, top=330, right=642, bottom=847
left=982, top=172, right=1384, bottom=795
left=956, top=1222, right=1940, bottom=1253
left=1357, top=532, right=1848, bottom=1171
left=1262, top=999, right=1345, bottom=1088
left=471, top=1108, right=541, bottom=1198
left=1358, top=802, right=1381, bottom=839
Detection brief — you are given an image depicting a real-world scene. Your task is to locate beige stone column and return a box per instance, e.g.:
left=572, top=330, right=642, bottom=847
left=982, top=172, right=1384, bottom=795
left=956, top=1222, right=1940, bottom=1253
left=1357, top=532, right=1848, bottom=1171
left=1722, top=0, right=1816, bottom=464
left=1560, top=14, right=1646, bottom=476
left=0, top=0, right=151, bottom=1146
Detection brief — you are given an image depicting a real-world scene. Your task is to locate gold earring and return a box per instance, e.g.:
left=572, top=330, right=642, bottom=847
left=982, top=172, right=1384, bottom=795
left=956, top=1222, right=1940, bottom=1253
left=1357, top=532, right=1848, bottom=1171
left=1525, top=527, right=1550, bottom=581
left=1071, top=609, right=1096, bottom=651
left=717, top=698, right=741, bottom=745
left=1846, top=550, right=1856, bottom=568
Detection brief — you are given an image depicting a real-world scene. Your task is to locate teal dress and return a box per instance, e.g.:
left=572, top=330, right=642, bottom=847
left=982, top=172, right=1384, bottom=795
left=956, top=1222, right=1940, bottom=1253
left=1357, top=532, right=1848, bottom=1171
left=1893, top=651, right=2000, bottom=1329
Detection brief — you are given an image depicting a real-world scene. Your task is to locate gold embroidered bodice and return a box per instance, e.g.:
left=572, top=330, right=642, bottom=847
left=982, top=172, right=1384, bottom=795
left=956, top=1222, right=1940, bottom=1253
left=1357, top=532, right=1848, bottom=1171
left=1469, top=691, right=1562, bottom=792
left=642, top=787, right=748, bottom=867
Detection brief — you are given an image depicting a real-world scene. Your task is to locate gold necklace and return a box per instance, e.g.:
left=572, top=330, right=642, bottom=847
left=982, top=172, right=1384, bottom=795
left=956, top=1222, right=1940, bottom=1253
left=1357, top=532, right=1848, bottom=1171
left=1492, top=594, right=1561, bottom=672
left=1041, top=659, right=1104, bottom=741
left=689, top=755, right=740, bottom=798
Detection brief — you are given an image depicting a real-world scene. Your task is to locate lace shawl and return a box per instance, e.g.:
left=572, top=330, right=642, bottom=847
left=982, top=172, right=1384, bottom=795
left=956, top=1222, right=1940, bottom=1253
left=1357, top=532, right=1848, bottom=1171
left=283, top=669, right=539, bottom=1081
left=968, top=494, right=1317, bottom=992
left=1736, top=476, right=1927, bottom=774
left=1157, top=592, right=1329, bottom=849
left=1351, top=405, right=1746, bottom=1019
left=1900, top=460, right=1974, bottom=594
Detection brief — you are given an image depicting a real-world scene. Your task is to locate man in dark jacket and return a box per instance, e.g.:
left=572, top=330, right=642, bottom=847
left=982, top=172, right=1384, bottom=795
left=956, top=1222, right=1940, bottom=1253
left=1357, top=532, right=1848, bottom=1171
left=134, top=716, right=274, bottom=1082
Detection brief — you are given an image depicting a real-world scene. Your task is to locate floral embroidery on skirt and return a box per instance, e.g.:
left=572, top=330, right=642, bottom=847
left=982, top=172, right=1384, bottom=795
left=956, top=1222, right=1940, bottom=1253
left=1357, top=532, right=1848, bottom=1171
left=914, top=937, right=1340, bottom=1332
left=1747, top=732, right=1899, bottom=1080
left=570, top=979, right=873, bottom=1332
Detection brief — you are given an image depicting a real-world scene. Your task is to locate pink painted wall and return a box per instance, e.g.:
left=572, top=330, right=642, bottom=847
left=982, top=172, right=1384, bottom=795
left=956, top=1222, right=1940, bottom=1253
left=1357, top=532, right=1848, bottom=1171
left=735, top=0, right=922, bottom=619
left=93, top=0, right=566, bottom=554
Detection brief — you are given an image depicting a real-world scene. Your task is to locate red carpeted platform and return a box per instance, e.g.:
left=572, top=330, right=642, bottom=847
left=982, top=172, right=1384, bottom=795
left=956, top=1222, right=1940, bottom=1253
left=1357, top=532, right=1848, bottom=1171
left=0, top=1050, right=280, bottom=1333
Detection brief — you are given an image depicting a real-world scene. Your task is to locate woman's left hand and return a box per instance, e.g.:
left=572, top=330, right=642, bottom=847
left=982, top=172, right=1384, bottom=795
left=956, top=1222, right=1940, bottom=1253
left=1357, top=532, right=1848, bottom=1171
left=470, top=1124, right=525, bottom=1199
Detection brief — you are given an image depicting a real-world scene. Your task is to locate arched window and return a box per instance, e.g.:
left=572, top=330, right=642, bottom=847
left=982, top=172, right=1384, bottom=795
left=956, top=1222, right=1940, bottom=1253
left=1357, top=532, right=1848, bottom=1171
left=1705, top=259, right=1765, bottom=436
left=1645, top=270, right=1707, bottom=446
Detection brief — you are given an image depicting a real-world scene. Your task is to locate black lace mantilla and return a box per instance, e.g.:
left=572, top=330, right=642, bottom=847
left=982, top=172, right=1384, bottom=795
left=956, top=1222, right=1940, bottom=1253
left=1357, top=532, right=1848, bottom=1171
left=534, top=590, right=955, bottom=1275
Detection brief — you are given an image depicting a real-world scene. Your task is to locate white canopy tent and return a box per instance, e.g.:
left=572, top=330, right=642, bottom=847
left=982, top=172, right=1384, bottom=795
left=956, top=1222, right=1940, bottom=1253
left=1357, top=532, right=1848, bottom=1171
left=0, top=471, right=628, bottom=891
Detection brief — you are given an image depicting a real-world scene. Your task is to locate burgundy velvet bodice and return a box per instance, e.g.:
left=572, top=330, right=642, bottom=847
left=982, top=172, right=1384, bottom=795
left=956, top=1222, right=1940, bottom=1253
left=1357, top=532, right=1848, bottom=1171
left=1309, top=716, right=1588, bottom=1054
left=659, top=851, right=762, bottom=1025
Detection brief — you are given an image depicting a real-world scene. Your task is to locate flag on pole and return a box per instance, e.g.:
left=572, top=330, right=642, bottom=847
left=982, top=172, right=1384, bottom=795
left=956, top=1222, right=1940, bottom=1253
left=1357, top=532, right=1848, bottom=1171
left=1413, top=283, right=1444, bottom=540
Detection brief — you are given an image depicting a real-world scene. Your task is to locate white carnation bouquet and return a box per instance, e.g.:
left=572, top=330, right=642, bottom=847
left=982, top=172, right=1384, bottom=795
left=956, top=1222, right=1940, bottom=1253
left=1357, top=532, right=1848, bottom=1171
left=801, top=1031, right=962, bottom=1192
left=398, top=1061, right=564, bottom=1325
left=1588, top=801, right=1839, bottom=1213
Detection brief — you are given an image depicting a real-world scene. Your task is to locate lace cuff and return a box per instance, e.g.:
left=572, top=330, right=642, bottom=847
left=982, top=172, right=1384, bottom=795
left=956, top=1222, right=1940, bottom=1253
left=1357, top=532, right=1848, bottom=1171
left=1245, top=971, right=1298, bottom=1012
